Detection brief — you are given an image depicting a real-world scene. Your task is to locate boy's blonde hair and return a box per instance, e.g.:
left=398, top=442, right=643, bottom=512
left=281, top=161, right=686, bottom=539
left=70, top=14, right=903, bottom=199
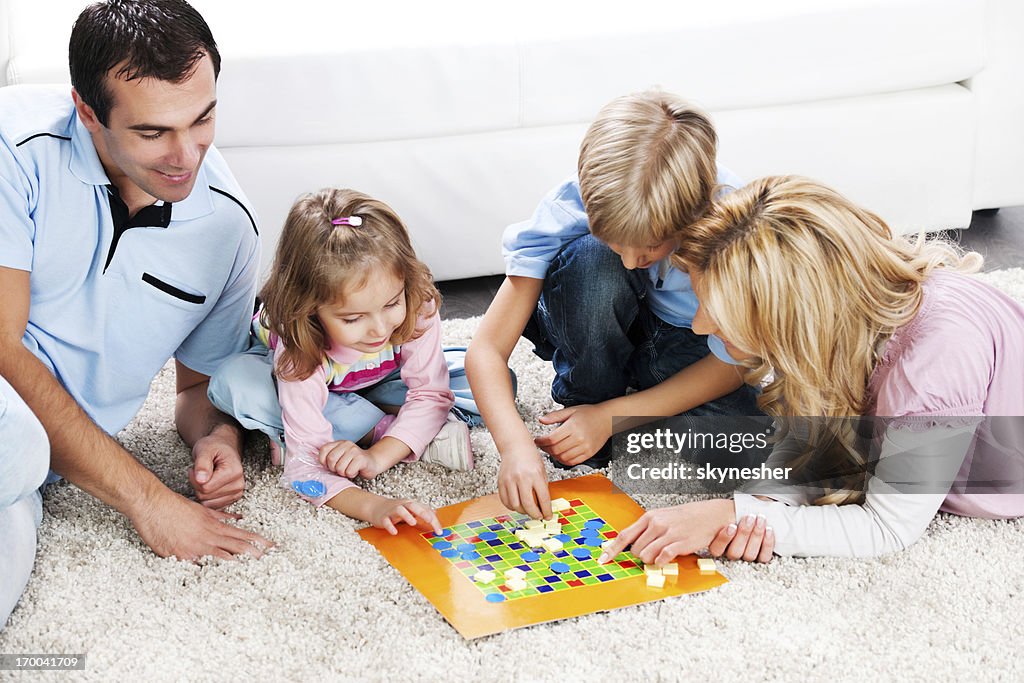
left=578, top=90, right=719, bottom=246
left=674, top=175, right=982, bottom=504
left=260, top=188, right=440, bottom=382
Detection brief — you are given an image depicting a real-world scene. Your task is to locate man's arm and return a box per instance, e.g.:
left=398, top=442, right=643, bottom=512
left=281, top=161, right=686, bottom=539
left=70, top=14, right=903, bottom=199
left=175, top=360, right=247, bottom=509
left=0, top=266, right=271, bottom=559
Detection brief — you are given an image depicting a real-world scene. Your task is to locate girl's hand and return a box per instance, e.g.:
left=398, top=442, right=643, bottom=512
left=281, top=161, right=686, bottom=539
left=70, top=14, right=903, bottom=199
left=369, top=497, right=442, bottom=536
left=498, top=447, right=552, bottom=520
left=598, top=499, right=735, bottom=566
left=708, top=514, right=775, bottom=563
left=318, top=440, right=383, bottom=479
left=534, top=404, right=611, bottom=466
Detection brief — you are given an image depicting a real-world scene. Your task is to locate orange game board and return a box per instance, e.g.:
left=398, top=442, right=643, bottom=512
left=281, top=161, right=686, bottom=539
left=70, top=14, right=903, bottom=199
left=358, top=473, right=728, bottom=639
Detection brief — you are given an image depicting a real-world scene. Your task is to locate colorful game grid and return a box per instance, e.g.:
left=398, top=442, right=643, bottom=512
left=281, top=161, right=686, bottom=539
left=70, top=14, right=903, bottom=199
left=421, top=500, right=643, bottom=602
left=359, top=473, right=728, bottom=639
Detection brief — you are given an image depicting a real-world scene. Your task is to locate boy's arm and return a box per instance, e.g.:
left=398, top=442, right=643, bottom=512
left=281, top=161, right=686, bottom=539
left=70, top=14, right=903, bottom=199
left=465, top=275, right=553, bottom=519
left=0, top=266, right=271, bottom=559
left=536, top=354, right=744, bottom=465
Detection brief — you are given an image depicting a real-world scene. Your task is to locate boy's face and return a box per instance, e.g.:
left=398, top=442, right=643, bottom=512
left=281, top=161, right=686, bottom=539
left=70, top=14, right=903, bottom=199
left=605, top=239, right=676, bottom=271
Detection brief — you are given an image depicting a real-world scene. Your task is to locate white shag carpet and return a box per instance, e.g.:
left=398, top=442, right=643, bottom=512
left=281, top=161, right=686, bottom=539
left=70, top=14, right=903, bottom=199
left=2, top=269, right=1024, bottom=682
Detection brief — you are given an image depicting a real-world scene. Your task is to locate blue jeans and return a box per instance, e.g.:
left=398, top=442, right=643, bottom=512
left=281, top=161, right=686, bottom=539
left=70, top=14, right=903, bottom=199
left=0, top=376, right=49, bottom=631
left=523, top=234, right=760, bottom=418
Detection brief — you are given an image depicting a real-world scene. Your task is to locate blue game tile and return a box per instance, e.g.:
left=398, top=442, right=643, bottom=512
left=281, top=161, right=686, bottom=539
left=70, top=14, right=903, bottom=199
left=478, top=563, right=494, bottom=571
left=516, top=564, right=531, bottom=573
left=575, top=570, right=592, bottom=578
left=522, top=552, right=541, bottom=562
left=457, top=543, right=476, bottom=552
left=584, top=519, right=605, bottom=529
left=486, top=593, right=506, bottom=603
left=571, top=548, right=592, bottom=560
left=478, top=531, right=498, bottom=541
left=537, top=585, right=554, bottom=593
left=508, top=543, right=524, bottom=550
left=433, top=528, right=453, bottom=538
left=488, top=523, right=504, bottom=531
left=432, top=540, right=453, bottom=551
left=553, top=550, right=568, bottom=558
left=467, top=521, right=483, bottom=528
left=596, top=573, right=613, bottom=582
left=550, top=562, right=571, bottom=574
left=441, top=549, right=459, bottom=559
left=554, top=534, right=571, bottom=543
left=584, top=537, right=604, bottom=547
left=573, top=538, right=585, bottom=545
left=486, top=554, right=502, bottom=562
left=580, top=527, right=601, bottom=538
left=461, top=551, right=481, bottom=561
left=544, top=575, right=561, bottom=584
left=487, top=539, right=503, bottom=547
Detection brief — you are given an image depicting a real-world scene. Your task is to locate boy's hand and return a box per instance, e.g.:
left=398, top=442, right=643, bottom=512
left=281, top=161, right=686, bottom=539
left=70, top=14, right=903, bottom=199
left=318, top=440, right=383, bottom=479
left=498, top=448, right=552, bottom=520
left=708, top=514, right=775, bottom=563
left=535, top=404, right=611, bottom=466
left=369, top=497, right=442, bottom=536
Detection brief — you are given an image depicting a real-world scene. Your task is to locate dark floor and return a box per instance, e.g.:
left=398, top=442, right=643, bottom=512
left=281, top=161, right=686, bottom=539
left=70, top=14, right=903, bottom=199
left=437, top=206, right=1024, bottom=320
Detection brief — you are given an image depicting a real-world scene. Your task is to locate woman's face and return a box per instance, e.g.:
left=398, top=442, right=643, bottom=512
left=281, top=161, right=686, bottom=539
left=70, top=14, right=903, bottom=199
left=688, top=270, right=756, bottom=361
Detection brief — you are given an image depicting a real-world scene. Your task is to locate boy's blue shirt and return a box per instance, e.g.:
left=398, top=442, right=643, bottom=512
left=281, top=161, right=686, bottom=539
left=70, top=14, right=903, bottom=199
left=502, top=165, right=745, bottom=363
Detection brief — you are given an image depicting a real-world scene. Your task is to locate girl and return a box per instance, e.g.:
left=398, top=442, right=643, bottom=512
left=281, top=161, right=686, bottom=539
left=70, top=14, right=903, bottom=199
left=601, top=175, right=1024, bottom=563
left=209, top=188, right=473, bottom=534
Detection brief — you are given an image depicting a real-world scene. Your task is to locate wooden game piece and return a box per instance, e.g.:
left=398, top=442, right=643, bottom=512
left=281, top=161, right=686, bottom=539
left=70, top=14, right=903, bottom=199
left=551, top=498, right=570, bottom=512
left=646, top=573, right=666, bottom=589
left=543, top=519, right=561, bottom=533
left=506, top=577, right=528, bottom=591
left=644, top=564, right=663, bottom=577
left=474, top=570, right=496, bottom=584
left=504, top=568, right=526, bottom=581
left=661, top=563, right=679, bottom=576
left=541, top=538, right=563, bottom=552
left=697, top=558, right=717, bottom=574
left=524, top=519, right=543, bottom=529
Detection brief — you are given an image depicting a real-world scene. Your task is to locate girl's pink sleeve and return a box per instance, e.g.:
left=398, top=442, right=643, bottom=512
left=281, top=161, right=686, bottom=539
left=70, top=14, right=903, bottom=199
left=382, top=311, right=454, bottom=457
left=274, top=345, right=356, bottom=506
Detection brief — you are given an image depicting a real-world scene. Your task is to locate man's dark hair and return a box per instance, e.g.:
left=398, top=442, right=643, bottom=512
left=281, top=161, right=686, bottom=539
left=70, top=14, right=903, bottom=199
left=69, top=0, right=221, bottom=126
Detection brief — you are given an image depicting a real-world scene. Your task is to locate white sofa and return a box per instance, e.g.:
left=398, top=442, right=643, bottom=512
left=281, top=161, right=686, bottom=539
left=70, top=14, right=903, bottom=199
left=3, top=0, right=1022, bottom=281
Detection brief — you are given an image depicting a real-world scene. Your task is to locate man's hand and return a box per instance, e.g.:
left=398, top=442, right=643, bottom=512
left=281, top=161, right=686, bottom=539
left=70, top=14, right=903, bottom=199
left=189, top=428, right=246, bottom=510
left=534, top=404, right=611, bottom=466
left=130, top=487, right=274, bottom=561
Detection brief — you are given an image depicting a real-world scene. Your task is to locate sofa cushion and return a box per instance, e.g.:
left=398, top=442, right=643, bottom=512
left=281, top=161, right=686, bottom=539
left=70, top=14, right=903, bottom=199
left=5, top=0, right=985, bottom=147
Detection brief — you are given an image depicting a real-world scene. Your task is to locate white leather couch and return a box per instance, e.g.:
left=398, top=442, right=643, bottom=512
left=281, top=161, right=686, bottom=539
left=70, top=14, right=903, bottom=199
left=3, top=0, right=1022, bottom=281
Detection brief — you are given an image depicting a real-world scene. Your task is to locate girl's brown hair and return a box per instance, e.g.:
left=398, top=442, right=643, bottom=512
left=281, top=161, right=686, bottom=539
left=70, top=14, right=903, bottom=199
left=259, top=188, right=440, bottom=381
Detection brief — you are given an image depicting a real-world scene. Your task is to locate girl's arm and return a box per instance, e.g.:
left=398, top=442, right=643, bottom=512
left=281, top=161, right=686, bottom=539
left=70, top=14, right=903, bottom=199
left=466, top=276, right=553, bottom=519
left=326, top=486, right=441, bottom=536
left=379, top=310, right=454, bottom=458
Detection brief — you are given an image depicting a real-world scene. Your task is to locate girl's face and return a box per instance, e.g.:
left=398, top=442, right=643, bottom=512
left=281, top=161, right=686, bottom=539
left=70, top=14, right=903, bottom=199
left=317, top=270, right=407, bottom=353
left=688, top=270, right=756, bottom=361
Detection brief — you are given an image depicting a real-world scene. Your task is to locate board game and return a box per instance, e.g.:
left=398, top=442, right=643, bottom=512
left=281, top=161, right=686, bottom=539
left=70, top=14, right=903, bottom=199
left=359, top=473, right=728, bottom=639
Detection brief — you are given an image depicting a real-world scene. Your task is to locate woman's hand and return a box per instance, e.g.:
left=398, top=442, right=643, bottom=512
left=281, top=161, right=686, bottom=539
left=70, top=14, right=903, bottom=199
left=708, top=514, right=775, bottom=563
left=598, top=499, right=735, bottom=566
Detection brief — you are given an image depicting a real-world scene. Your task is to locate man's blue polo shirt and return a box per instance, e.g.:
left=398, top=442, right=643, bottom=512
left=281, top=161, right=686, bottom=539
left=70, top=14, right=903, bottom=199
left=0, top=85, right=261, bottom=435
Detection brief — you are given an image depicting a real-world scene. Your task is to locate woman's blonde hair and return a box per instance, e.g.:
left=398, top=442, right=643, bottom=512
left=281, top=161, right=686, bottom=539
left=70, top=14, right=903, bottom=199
left=259, top=188, right=440, bottom=381
left=578, top=90, right=719, bottom=246
left=674, top=175, right=982, bottom=503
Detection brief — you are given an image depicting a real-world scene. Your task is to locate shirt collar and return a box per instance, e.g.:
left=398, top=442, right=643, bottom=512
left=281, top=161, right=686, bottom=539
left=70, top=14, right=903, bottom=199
left=68, top=111, right=214, bottom=222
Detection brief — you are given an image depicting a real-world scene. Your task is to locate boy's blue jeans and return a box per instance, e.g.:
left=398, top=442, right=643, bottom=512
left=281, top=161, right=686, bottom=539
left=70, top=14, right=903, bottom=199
left=523, top=234, right=760, bottom=419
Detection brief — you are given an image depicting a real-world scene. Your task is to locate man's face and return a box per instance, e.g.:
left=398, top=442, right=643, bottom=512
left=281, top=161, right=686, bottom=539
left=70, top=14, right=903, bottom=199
left=76, top=53, right=217, bottom=205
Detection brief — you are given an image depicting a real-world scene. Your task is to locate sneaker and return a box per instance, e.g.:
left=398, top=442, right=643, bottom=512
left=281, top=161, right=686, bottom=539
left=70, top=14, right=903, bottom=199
left=269, top=439, right=287, bottom=467
left=420, top=416, right=474, bottom=470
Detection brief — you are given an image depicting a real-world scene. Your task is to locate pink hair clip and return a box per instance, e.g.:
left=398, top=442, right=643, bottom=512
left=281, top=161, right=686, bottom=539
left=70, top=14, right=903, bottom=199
left=331, top=216, right=363, bottom=227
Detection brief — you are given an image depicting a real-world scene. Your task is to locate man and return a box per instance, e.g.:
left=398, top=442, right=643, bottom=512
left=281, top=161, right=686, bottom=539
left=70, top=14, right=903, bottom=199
left=0, top=0, right=272, bottom=630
